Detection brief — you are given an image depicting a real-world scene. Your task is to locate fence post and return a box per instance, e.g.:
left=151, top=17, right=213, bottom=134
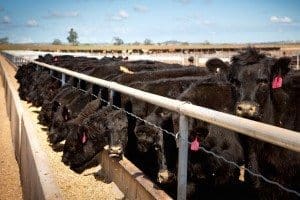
left=177, top=114, right=188, bottom=200
left=61, top=73, right=66, bottom=86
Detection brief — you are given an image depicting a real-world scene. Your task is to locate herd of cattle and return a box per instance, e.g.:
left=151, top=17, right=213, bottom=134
left=14, top=48, right=299, bottom=199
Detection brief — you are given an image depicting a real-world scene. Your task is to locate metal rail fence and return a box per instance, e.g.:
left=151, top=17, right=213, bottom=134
left=2, top=51, right=300, bottom=200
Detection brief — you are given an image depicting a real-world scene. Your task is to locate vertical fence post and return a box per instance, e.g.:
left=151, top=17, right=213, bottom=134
left=177, top=114, right=188, bottom=200
left=61, top=73, right=66, bottom=86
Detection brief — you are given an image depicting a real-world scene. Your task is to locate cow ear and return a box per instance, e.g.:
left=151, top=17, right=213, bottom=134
left=272, top=57, right=291, bottom=77
left=206, top=58, right=229, bottom=74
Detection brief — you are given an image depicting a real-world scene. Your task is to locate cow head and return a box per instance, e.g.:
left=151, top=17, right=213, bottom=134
left=228, top=48, right=291, bottom=121
left=134, top=110, right=171, bottom=153
left=134, top=123, right=157, bottom=153
left=62, top=122, right=107, bottom=173
left=206, top=58, right=230, bottom=75
left=48, top=106, right=71, bottom=144
left=106, top=110, right=128, bottom=158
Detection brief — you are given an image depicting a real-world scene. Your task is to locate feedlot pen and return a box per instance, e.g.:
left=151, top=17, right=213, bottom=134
left=0, top=55, right=171, bottom=200
left=1, top=51, right=300, bottom=200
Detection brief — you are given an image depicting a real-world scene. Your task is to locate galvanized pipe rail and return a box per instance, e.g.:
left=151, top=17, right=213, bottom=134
left=4, top=52, right=300, bottom=200
left=28, top=59, right=300, bottom=152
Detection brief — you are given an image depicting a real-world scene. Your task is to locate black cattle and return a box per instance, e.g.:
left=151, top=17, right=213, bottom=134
left=187, top=124, right=254, bottom=199
left=112, top=66, right=210, bottom=85
left=134, top=60, right=233, bottom=184
left=38, top=84, right=78, bottom=126
left=27, top=71, right=61, bottom=107
left=58, top=99, right=101, bottom=162
left=225, top=47, right=300, bottom=199
left=15, top=63, right=37, bottom=100
left=62, top=107, right=113, bottom=173
left=108, top=76, right=203, bottom=158
left=48, top=89, right=94, bottom=145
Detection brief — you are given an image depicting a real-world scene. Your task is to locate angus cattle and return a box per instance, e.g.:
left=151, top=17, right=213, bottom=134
left=38, top=84, right=78, bottom=126
left=48, top=89, right=94, bottom=145
left=108, top=76, right=203, bottom=158
left=134, top=61, right=233, bottom=184
left=226, top=47, right=300, bottom=199
left=111, top=66, right=210, bottom=85
left=62, top=107, right=113, bottom=173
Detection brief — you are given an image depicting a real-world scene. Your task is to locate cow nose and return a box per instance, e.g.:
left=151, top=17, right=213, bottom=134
left=236, top=101, right=258, bottom=117
left=157, top=170, right=173, bottom=184
left=108, top=145, right=123, bottom=157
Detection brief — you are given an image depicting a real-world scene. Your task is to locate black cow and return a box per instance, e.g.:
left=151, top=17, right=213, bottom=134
left=134, top=61, right=233, bottom=184
left=226, top=47, right=300, bottom=199
left=108, top=76, right=203, bottom=158
left=38, top=84, right=78, bottom=126
left=48, top=89, right=94, bottom=145
left=62, top=107, right=113, bottom=173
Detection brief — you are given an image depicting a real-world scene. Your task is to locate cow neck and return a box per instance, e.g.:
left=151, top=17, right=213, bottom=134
left=261, top=95, right=275, bottom=125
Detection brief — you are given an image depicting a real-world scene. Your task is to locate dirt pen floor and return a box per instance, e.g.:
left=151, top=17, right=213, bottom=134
left=0, top=75, right=23, bottom=200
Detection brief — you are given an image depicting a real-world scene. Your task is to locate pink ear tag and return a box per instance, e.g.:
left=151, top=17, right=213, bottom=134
left=272, top=75, right=283, bottom=89
left=190, top=137, right=200, bottom=151
left=54, top=57, right=58, bottom=62
left=81, top=132, right=87, bottom=144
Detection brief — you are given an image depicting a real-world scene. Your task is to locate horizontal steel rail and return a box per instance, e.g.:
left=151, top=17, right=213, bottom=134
left=4, top=52, right=300, bottom=152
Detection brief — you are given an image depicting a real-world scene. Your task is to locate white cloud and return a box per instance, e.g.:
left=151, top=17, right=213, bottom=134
left=2, top=15, right=10, bottom=24
left=134, top=5, right=148, bottom=12
left=26, top=19, right=38, bottom=27
left=111, top=10, right=129, bottom=21
left=119, top=10, right=129, bottom=18
left=45, top=11, right=79, bottom=18
left=270, top=16, right=292, bottom=23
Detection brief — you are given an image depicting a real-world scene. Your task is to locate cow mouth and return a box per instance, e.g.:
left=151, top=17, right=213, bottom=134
left=108, top=153, right=121, bottom=158
left=108, top=145, right=123, bottom=158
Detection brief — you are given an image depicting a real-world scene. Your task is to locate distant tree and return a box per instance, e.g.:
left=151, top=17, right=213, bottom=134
left=132, top=41, right=140, bottom=45
left=52, top=39, right=62, bottom=45
left=203, top=40, right=210, bottom=45
left=181, top=42, right=189, bottom=45
left=144, top=38, right=152, bottom=45
left=67, top=28, right=79, bottom=45
left=0, top=37, right=9, bottom=44
left=113, top=37, right=124, bottom=45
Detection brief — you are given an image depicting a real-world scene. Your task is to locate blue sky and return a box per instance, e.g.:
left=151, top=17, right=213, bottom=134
left=0, top=0, right=299, bottom=44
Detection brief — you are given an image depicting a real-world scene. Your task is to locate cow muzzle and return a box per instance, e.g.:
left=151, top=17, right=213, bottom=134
left=157, top=170, right=173, bottom=184
left=108, top=145, right=123, bottom=158
left=235, top=101, right=259, bottom=118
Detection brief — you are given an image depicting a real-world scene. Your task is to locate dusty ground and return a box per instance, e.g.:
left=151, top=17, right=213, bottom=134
left=0, top=56, right=124, bottom=200
left=0, top=75, right=23, bottom=200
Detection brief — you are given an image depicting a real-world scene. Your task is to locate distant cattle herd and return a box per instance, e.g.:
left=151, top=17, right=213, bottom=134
left=15, top=48, right=300, bottom=199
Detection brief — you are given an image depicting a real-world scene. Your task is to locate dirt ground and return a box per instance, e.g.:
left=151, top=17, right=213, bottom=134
left=0, top=75, right=23, bottom=200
